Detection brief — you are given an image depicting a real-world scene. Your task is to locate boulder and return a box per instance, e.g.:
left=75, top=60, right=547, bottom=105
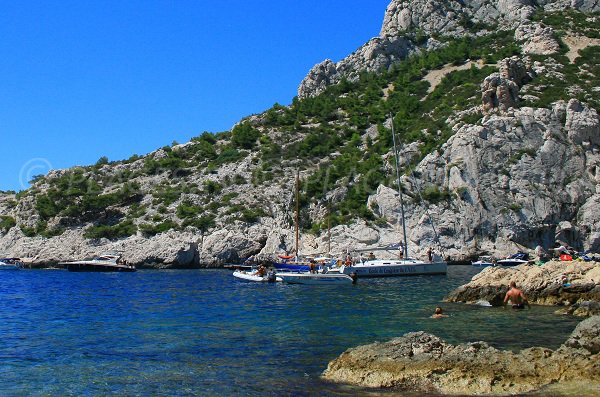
left=446, top=261, right=600, bottom=313
left=323, top=316, right=600, bottom=395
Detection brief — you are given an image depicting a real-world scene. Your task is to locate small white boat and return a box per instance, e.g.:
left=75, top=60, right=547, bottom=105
left=232, top=269, right=281, bottom=282
left=497, top=252, right=530, bottom=267
left=0, top=258, right=22, bottom=270
left=472, top=256, right=496, bottom=267
left=278, top=272, right=355, bottom=285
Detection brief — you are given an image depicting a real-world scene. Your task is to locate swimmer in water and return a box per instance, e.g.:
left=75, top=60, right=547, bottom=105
left=503, top=281, right=530, bottom=309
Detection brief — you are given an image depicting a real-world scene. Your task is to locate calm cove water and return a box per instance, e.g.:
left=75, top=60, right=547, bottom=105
left=0, top=266, right=581, bottom=396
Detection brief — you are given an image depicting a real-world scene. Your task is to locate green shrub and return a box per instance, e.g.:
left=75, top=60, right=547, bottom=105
left=240, top=208, right=266, bottom=223
left=182, top=215, right=215, bottom=232
left=84, top=220, right=137, bottom=240
left=231, top=122, right=261, bottom=149
left=139, top=220, right=178, bottom=236
left=0, top=216, right=16, bottom=232
left=176, top=201, right=203, bottom=219
left=203, top=180, right=222, bottom=195
left=421, top=185, right=451, bottom=203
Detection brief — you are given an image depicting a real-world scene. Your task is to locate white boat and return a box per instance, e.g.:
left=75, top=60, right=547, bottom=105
left=60, top=254, right=136, bottom=272
left=232, top=268, right=281, bottom=282
left=472, top=256, right=496, bottom=267
left=340, top=257, right=447, bottom=278
left=497, top=252, right=530, bottom=267
left=341, top=115, right=448, bottom=278
left=278, top=272, right=355, bottom=285
left=0, top=258, right=22, bottom=270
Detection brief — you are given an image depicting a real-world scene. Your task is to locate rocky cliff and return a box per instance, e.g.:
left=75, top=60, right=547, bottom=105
left=1, top=0, right=599, bottom=267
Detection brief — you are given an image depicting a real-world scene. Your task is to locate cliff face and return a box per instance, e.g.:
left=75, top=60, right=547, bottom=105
left=1, top=0, right=599, bottom=267
left=298, top=0, right=600, bottom=99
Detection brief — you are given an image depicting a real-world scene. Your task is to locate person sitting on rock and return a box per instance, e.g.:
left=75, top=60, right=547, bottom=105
left=503, top=281, right=530, bottom=309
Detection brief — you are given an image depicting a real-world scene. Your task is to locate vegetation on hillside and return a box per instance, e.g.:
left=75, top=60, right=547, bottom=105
left=5, top=9, right=599, bottom=240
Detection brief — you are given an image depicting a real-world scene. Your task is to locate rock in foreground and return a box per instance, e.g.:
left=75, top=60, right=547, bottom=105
left=322, top=317, right=600, bottom=395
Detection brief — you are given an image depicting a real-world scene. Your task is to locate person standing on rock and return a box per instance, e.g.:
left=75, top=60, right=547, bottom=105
left=503, top=281, right=530, bottom=309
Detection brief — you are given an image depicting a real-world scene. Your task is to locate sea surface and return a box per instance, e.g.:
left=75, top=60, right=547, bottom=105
left=0, top=266, right=582, bottom=396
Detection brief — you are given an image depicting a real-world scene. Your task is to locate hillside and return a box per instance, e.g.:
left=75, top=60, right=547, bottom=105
left=1, top=0, right=599, bottom=267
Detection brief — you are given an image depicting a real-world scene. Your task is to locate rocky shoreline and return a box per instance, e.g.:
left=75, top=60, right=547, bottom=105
left=322, top=317, right=600, bottom=396
left=322, top=261, right=600, bottom=395
left=446, top=260, right=600, bottom=316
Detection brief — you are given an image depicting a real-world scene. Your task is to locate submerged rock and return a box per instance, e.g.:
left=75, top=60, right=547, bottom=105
left=322, top=316, right=600, bottom=395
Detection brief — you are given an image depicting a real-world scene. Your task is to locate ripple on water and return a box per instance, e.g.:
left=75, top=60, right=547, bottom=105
left=0, top=267, right=582, bottom=396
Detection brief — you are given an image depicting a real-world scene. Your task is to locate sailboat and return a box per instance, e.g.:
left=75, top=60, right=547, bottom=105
left=340, top=116, right=448, bottom=278
left=274, top=170, right=317, bottom=272
left=272, top=171, right=356, bottom=285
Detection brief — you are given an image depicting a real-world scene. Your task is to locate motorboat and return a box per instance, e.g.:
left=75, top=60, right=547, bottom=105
left=60, top=254, right=136, bottom=272
left=0, top=258, right=22, bottom=270
left=472, top=256, right=496, bottom=267
left=340, top=257, right=447, bottom=278
left=278, top=272, right=355, bottom=285
left=232, top=268, right=281, bottom=282
left=497, top=252, right=530, bottom=267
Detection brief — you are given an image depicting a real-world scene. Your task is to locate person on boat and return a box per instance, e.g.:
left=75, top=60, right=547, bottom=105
left=309, top=259, right=316, bottom=274
left=503, top=281, right=530, bottom=309
left=257, top=265, right=267, bottom=277
left=344, top=254, right=352, bottom=266
left=427, top=247, right=433, bottom=262
left=368, top=252, right=376, bottom=260
left=431, top=307, right=447, bottom=318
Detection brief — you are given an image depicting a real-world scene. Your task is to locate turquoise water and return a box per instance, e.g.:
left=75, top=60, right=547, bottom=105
left=0, top=266, right=581, bottom=396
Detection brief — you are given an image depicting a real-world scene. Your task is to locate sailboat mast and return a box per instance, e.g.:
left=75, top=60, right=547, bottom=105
left=327, top=200, right=331, bottom=255
left=391, top=115, right=409, bottom=258
left=295, top=169, right=300, bottom=259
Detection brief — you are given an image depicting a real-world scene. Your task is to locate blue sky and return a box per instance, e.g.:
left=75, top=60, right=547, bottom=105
left=1, top=0, right=390, bottom=192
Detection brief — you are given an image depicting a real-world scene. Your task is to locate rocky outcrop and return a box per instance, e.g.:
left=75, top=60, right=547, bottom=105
left=299, top=0, right=548, bottom=99
left=299, top=0, right=600, bottom=99
left=515, top=22, right=561, bottom=55
left=541, top=0, right=600, bottom=12
left=380, top=0, right=535, bottom=38
left=446, top=261, right=600, bottom=313
left=322, top=316, right=600, bottom=395
left=481, top=57, right=533, bottom=112
left=298, top=35, right=417, bottom=99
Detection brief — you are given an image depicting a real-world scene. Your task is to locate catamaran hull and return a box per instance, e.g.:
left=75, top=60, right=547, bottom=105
left=342, top=262, right=447, bottom=277
left=279, top=273, right=354, bottom=285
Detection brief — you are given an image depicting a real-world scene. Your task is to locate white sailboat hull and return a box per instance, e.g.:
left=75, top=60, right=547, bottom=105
left=232, top=270, right=281, bottom=282
left=341, top=259, right=447, bottom=277
left=278, top=273, right=354, bottom=285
